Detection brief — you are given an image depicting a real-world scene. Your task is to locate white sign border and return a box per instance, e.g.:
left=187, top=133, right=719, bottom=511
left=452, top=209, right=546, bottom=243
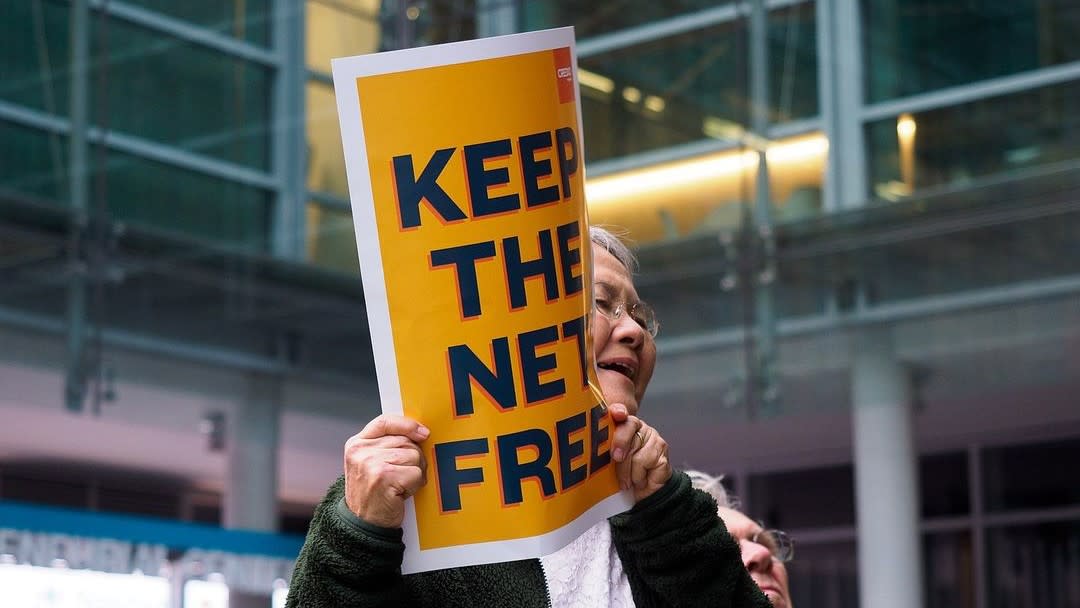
left=331, top=27, right=632, bottom=575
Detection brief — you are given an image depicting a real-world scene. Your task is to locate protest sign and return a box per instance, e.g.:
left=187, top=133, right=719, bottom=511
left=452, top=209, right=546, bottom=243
left=332, top=27, right=630, bottom=574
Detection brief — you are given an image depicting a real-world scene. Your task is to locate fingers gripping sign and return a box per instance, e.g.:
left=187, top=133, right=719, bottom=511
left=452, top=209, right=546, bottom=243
left=607, top=403, right=671, bottom=502
left=344, top=414, right=431, bottom=528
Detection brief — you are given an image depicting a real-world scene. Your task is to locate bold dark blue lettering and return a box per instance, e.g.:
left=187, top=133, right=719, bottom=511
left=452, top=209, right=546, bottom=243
left=555, top=127, right=578, bottom=199
left=464, top=139, right=520, bottom=217
left=556, top=220, right=582, bottom=295
left=430, top=241, right=497, bottom=318
left=503, top=231, right=559, bottom=309
left=589, top=403, right=611, bottom=473
left=497, top=429, right=556, bottom=505
left=435, top=438, right=489, bottom=512
left=448, top=338, right=517, bottom=416
left=518, top=131, right=559, bottom=207
left=556, top=412, right=587, bottom=491
left=393, top=148, right=465, bottom=229
left=561, top=315, right=588, bottom=388
left=518, top=325, right=565, bottom=404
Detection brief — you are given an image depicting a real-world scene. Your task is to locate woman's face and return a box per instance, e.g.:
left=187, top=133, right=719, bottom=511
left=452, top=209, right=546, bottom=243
left=717, top=507, right=793, bottom=608
left=590, top=244, right=656, bottom=415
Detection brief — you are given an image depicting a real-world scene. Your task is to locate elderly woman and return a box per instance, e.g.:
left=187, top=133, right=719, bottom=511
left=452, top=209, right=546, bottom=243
left=286, top=227, right=770, bottom=608
left=688, top=470, right=795, bottom=608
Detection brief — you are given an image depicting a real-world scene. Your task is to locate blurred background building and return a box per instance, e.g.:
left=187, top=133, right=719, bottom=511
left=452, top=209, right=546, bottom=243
left=1, top=1, right=1078, bottom=607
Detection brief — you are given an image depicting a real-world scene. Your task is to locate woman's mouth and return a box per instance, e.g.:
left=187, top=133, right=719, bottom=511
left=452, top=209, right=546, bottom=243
left=598, top=360, right=636, bottom=380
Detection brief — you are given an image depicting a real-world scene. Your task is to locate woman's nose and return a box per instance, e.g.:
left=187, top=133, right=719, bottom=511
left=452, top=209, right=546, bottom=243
left=740, top=539, right=774, bottom=572
left=611, top=313, right=645, bottom=346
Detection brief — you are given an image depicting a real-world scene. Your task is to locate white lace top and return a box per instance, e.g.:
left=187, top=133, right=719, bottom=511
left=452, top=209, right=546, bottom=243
left=539, top=521, right=636, bottom=607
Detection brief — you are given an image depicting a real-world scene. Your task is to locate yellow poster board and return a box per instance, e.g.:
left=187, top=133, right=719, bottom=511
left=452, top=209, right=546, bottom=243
left=332, top=28, right=630, bottom=574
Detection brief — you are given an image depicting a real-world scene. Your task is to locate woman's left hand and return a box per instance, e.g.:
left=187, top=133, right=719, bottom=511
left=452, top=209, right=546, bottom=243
left=608, top=403, right=671, bottom=502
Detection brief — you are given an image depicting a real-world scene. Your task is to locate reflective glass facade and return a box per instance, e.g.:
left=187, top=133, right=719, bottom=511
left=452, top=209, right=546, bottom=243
left=0, top=1, right=71, bottom=116
left=522, top=0, right=723, bottom=38
left=867, top=80, right=1080, bottom=198
left=96, top=17, right=272, bottom=170
left=863, top=0, right=1080, bottom=102
left=122, top=0, right=273, bottom=46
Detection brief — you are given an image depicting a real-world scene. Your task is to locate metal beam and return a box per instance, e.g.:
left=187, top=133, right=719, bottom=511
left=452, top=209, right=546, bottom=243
left=65, top=0, right=91, bottom=413
left=0, top=306, right=372, bottom=391
left=308, top=189, right=351, bottom=212
left=583, top=120, right=821, bottom=179
left=0, top=100, right=278, bottom=192
left=476, top=0, right=517, bottom=37
left=91, top=127, right=279, bottom=191
left=271, top=0, right=307, bottom=258
left=827, top=0, right=867, bottom=210
left=767, top=116, right=820, bottom=140
left=658, top=273, right=1080, bottom=356
left=586, top=137, right=742, bottom=178
left=577, top=0, right=811, bottom=58
left=749, top=0, right=779, bottom=412
left=862, top=60, right=1080, bottom=122
left=89, top=0, right=278, bottom=67
left=0, top=98, right=68, bottom=134
left=307, top=69, right=333, bottom=86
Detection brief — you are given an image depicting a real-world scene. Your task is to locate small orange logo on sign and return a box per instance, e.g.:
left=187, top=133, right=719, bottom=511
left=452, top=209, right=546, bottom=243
left=553, top=47, right=574, bottom=104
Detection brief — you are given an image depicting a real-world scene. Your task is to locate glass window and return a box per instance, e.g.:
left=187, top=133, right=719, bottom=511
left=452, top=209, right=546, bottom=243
left=925, top=531, right=976, bottom=608
left=306, top=202, right=358, bottom=272
left=982, top=438, right=1080, bottom=512
left=863, top=0, right=1080, bottom=102
left=306, top=82, right=348, bottom=197
left=409, top=0, right=477, bottom=47
left=92, top=17, right=272, bottom=170
left=587, top=133, right=827, bottom=243
left=769, top=1, right=818, bottom=122
left=986, top=521, right=1080, bottom=608
left=785, top=540, right=859, bottom=608
left=521, top=0, right=732, bottom=40
left=851, top=202, right=1080, bottom=306
left=103, top=150, right=273, bottom=250
left=0, top=121, right=67, bottom=203
left=122, top=0, right=272, bottom=47
left=0, top=0, right=70, bottom=116
left=867, top=80, right=1080, bottom=199
left=577, top=5, right=817, bottom=163
left=306, top=0, right=381, bottom=73
left=748, top=465, right=856, bottom=529
left=921, top=451, right=969, bottom=518
left=632, top=242, right=829, bottom=338
left=634, top=260, right=748, bottom=339
left=579, top=22, right=748, bottom=163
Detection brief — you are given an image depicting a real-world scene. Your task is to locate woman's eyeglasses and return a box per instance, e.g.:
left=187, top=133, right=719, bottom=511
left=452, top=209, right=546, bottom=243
left=593, top=296, right=660, bottom=337
left=747, top=528, right=795, bottom=563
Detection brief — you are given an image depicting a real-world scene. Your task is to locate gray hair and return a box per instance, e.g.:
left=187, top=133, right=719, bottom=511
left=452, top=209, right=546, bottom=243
left=589, top=225, right=638, bottom=273
left=686, top=469, right=739, bottom=510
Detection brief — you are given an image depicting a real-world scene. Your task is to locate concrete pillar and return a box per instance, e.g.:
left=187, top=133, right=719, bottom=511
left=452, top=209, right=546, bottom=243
left=224, top=373, right=282, bottom=608
left=224, top=373, right=281, bottom=531
left=851, top=326, right=924, bottom=608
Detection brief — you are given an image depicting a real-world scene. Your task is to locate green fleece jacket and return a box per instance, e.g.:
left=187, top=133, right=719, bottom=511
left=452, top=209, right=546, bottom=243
left=286, top=471, right=770, bottom=607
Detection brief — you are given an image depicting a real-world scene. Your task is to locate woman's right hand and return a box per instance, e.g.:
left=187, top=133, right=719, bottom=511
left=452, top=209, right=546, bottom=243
left=343, top=414, right=430, bottom=529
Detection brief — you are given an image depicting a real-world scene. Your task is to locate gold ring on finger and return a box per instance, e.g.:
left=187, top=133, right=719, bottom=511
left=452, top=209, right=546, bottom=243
left=634, top=430, right=645, bottom=449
